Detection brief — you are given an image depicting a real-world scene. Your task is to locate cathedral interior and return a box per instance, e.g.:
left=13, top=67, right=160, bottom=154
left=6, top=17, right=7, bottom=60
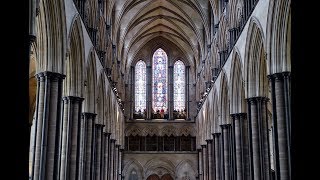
left=23, top=0, right=291, bottom=179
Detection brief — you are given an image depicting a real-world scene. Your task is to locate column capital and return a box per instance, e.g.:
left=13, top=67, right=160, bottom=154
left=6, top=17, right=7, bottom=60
left=246, top=96, right=269, bottom=103
left=268, top=71, right=291, bottom=81
left=62, top=96, right=85, bottom=103
left=110, top=139, right=117, bottom=143
left=103, top=132, right=112, bottom=136
left=119, top=148, right=125, bottom=152
left=230, top=113, right=247, bottom=119
left=212, top=132, right=221, bottom=137
left=115, top=144, right=121, bottom=148
left=81, top=112, right=97, bottom=119
left=197, top=148, right=202, bottom=152
left=220, top=124, right=231, bottom=129
left=95, top=123, right=105, bottom=128
left=201, top=144, right=207, bottom=148
left=206, top=139, right=213, bottom=143
left=36, top=71, right=66, bottom=81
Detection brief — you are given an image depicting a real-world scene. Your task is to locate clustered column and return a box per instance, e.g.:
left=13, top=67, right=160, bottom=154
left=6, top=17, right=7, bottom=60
left=82, top=113, right=97, bottom=180
left=32, top=71, right=65, bottom=180
left=146, top=66, right=152, bottom=119
left=269, top=72, right=291, bottom=180
left=247, top=97, right=271, bottom=180
left=212, top=133, right=221, bottom=180
left=221, top=124, right=232, bottom=180
left=206, top=139, right=213, bottom=180
left=231, top=113, right=250, bottom=180
left=60, top=96, right=84, bottom=180
left=168, top=66, right=174, bottom=120
left=202, top=144, right=208, bottom=180
left=185, top=66, right=190, bottom=120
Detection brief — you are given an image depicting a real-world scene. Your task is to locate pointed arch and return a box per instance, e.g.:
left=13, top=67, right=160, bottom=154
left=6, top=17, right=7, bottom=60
left=219, top=70, right=230, bottom=124
left=135, top=60, right=147, bottom=112
left=97, top=72, right=106, bottom=124
left=176, top=159, right=197, bottom=180
left=267, top=0, right=291, bottom=74
left=230, top=49, right=246, bottom=114
left=36, top=0, right=66, bottom=73
left=64, top=15, right=85, bottom=97
left=123, top=159, right=144, bottom=180
left=173, top=60, right=186, bottom=112
left=245, top=18, right=268, bottom=98
left=84, top=48, right=97, bottom=113
left=152, top=48, right=168, bottom=112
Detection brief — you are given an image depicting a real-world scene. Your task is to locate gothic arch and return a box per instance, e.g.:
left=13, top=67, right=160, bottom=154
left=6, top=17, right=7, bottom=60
left=123, top=159, right=144, bottom=180
left=176, top=159, right=197, bottom=180
left=36, top=0, right=66, bottom=73
left=97, top=72, right=106, bottom=124
left=64, top=14, right=85, bottom=97
left=267, top=0, right=291, bottom=74
left=219, top=70, right=230, bottom=124
left=230, top=49, right=246, bottom=114
left=244, top=18, right=268, bottom=98
left=144, top=158, right=175, bottom=179
left=84, top=48, right=97, bottom=113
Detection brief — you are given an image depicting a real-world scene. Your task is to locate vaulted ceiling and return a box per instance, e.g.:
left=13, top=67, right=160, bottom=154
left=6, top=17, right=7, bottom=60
left=110, top=0, right=211, bottom=72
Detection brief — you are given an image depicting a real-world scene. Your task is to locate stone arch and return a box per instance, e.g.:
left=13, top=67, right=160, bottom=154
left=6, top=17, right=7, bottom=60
left=29, top=44, right=38, bottom=124
left=123, top=159, right=144, bottom=180
left=176, top=159, right=197, bottom=180
left=96, top=72, right=106, bottom=124
left=267, top=0, right=291, bottom=74
left=144, top=158, right=175, bottom=179
left=219, top=70, right=230, bottom=124
left=211, top=87, right=220, bottom=133
left=230, top=49, right=246, bottom=114
left=84, top=48, right=97, bottom=113
left=64, top=14, right=85, bottom=97
left=36, top=0, right=66, bottom=73
left=244, top=18, right=268, bottom=98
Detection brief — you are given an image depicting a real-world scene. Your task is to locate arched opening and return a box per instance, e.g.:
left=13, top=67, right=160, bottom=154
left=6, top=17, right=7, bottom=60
left=161, top=174, right=173, bottom=180
left=135, top=60, right=147, bottom=118
left=152, top=48, right=168, bottom=115
left=147, top=174, right=160, bottom=180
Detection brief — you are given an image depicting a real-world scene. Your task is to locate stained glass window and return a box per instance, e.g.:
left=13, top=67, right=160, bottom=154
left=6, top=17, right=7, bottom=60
left=152, top=48, right=168, bottom=113
left=135, top=60, right=146, bottom=113
left=174, top=60, right=185, bottom=112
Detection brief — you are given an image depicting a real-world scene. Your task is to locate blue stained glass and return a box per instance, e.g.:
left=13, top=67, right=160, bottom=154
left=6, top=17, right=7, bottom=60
left=135, top=60, right=146, bottom=112
left=152, top=48, right=168, bottom=112
left=174, top=60, right=185, bottom=111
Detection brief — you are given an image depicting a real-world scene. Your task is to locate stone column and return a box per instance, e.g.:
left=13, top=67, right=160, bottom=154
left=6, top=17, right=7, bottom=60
left=213, top=133, right=221, bottom=180
left=231, top=113, right=249, bottom=180
left=82, top=113, right=96, bottom=180
left=221, top=124, right=231, bottom=180
left=59, top=96, right=84, bottom=180
left=101, top=133, right=106, bottom=180
left=268, top=72, right=291, bottom=180
left=202, top=145, right=208, bottom=180
left=118, top=149, right=124, bottom=180
left=168, top=66, right=174, bottom=120
left=186, top=66, right=190, bottom=120
left=109, top=139, right=116, bottom=180
left=78, top=112, right=94, bottom=180
left=32, top=72, right=65, bottom=180
left=198, top=149, right=203, bottom=180
left=146, top=66, right=152, bottom=119
left=130, top=66, right=134, bottom=120
left=95, top=124, right=105, bottom=180
left=206, top=140, right=213, bottom=180
left=103, top=133, right=111, bottom=180
left=114, top=145, right=120, bottom=180
left=247, top=97, right=271, bottom=180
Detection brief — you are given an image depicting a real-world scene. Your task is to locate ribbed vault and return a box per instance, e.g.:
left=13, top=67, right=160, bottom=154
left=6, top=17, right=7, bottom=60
left=109, top=0, right=211, bottom=73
